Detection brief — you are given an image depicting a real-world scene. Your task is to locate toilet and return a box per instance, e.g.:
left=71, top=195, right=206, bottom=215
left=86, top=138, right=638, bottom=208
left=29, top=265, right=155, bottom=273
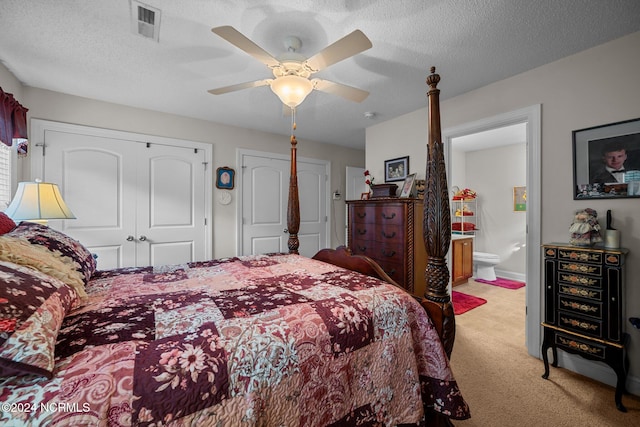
left=473, top=251, right=501, bottom=281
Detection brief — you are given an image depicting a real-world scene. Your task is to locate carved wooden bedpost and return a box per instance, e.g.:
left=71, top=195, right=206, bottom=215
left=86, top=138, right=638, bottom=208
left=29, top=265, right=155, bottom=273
left=287, top=134, right=300, bottom=254
left=421, top=67, right=455, bottom=358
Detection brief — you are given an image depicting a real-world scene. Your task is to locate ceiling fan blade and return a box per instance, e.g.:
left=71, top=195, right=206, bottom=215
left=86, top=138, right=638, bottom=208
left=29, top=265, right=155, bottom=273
left=211, top=26, right=280, bottom=68
left=208, top=79, right=272, bottom=95
left=313, top=79, right=369, bottom=103
left=304, top=30, right=372, bottom=72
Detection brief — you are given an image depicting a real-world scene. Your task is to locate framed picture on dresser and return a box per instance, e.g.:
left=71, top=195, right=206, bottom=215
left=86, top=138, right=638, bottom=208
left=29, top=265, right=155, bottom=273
left=399, top=173, right=416, bottom=198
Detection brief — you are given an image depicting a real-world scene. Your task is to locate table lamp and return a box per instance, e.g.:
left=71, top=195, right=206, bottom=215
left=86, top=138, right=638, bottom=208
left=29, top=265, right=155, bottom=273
left=4, top=180, right=76, bottom=224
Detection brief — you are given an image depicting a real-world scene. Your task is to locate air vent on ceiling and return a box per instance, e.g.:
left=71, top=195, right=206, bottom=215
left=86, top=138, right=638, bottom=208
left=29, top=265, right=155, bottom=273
left=130, top=0, right=161, bottom=42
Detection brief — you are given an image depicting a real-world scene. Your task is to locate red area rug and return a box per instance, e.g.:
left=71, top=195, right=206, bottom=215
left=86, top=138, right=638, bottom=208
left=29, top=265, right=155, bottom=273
left=475, top=277, right=525, bottom=290
left=452, top=291, right=487, bottom=315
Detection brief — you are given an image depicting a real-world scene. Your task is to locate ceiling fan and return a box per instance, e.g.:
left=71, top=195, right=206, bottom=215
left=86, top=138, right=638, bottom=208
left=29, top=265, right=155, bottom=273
left=208, top=26, right=372, bottom=109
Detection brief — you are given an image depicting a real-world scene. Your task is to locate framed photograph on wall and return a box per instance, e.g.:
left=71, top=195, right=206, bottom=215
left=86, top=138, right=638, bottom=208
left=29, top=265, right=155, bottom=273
left=573, top=117, right=640, bottom=199
left=216, top=166, right=235, bottom=189
left=513, top=186, right=526, bottom=211
left=399, top=173, right=417, bottom=198
left=384, top=156, right=409, bottom=182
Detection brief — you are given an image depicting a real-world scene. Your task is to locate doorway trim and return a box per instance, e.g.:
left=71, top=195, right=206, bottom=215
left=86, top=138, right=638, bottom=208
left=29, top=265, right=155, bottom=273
left=443, top=104, right=542, bottom=358
left=236, top=148, right=331, bottom=256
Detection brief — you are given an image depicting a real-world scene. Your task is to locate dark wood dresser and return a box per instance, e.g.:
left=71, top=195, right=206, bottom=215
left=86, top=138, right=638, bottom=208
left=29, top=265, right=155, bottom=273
left=346, top=198, right=427, bottom=295
left=541, top=242, right=629, bottom=412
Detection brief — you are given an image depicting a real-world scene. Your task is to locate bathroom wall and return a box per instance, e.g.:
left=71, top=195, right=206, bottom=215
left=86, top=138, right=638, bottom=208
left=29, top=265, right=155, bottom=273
left=453, top=143, right=527, bottom=276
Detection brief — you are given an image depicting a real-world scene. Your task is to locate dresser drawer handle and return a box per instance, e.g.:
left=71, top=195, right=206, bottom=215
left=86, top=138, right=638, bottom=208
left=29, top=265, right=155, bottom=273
left=382, top=231, right=396, bottom=238
left=358, top=245, right=367, bottom=252
left=357, top=212, right=366, bottom=219
left=382, top=249, right=396, bottom=257
left=381, top=212, right=396, bottom=220
left=357, top=228, right=367, bottom=235
left=386, top=268, right=396, bottom=277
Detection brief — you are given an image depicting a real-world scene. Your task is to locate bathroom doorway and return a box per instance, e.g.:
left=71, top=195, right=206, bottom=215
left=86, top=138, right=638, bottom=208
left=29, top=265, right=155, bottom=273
left=443, top=105, right=542, bottom=358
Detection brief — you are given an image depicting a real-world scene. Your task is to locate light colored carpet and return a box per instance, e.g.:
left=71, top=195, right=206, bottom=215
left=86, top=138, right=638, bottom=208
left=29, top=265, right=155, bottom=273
left=451, top=279, right=640, bottom=426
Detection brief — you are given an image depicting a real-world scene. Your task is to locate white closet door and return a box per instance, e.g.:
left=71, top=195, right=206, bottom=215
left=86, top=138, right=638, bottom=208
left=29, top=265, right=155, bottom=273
left=42, top=130, right=137, bottom=269
left=136, top=144, right=206, bottom=267
left=40, top=126, right=208, bottom=270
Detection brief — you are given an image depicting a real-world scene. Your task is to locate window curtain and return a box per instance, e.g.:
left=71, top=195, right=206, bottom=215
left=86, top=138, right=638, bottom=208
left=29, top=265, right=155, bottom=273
left=0, top=87, right=29, bottom=147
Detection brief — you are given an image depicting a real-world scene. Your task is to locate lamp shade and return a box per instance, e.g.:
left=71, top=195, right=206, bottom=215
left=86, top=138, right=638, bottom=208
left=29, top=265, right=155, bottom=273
left=270, top=75, right=313, bottom=108
left=4, top=181, right=76, bottom=221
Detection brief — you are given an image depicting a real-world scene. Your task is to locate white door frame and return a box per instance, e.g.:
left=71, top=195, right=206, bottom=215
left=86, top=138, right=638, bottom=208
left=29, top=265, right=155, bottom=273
left=29, top=119, right=213, bottom=261
left=237, top=148, right=331, bottom=256
left=442, top=105, right=542, bottom=359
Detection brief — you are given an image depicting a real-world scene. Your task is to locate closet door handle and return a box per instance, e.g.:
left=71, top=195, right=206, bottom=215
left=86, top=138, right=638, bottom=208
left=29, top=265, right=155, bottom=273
left=139, top=235, right=147, bottom=241
left=126, top=235, right=135, bottom=241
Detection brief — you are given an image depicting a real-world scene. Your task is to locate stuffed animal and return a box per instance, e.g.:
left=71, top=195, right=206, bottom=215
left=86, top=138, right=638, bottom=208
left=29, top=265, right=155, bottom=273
left=569, top=208, right=602, bottom=246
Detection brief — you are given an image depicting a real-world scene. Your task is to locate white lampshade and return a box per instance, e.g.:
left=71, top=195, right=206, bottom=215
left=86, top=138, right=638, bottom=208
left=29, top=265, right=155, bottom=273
left=4, top=181, right=76, bottom=221
left=270, top=75, right=313, bottom=108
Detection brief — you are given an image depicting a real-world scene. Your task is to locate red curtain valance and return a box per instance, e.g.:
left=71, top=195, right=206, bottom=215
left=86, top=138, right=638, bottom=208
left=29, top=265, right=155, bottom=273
left=0, top=87, right=29, bottom=147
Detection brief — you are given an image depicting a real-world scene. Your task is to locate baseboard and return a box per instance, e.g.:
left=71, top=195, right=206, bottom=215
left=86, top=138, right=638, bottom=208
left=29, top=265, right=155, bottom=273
left=494, top=269, right=526, bottom=282
left=554, top=352, right=640, bottom=397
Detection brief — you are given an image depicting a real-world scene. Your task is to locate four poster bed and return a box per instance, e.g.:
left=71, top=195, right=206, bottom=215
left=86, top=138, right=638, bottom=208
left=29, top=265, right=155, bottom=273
left=0, top=68, right=468, bottom=425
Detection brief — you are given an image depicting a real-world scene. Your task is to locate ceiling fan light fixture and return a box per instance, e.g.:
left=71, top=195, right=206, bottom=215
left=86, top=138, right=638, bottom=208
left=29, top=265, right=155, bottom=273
left=270, top=75, right=313, bottom=108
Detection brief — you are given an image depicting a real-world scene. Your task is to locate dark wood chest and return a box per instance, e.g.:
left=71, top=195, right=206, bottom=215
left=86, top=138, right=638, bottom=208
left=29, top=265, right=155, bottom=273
left=346, top=199, right=426, bottom=295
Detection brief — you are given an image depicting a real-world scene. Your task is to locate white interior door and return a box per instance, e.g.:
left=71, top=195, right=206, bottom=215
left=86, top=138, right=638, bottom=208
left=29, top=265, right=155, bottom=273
left=345, top=166, right=366, bottom=244
left=35, top=122, right=210, bottom=270
left=41, top=131, right=137, bottom=269
left=346, top=166, right=367, bottom=201
left=136, top=144, right=207, bottom=267
left=240, top=151, right=328, bottom=257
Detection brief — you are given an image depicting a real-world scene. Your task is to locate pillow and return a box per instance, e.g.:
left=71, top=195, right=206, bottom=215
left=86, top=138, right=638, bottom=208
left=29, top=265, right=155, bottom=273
left=0, top=260, right=77, bottom=378
left=0, top=237, right=87, bottom=298
left=2, top=222, right=96, bottom=285
left=0, top=213, right=16, bottom=235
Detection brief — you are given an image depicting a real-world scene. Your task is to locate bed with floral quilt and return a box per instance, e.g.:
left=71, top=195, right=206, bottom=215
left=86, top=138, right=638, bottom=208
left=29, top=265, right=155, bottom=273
left=0, top=219, right=469, bottom=426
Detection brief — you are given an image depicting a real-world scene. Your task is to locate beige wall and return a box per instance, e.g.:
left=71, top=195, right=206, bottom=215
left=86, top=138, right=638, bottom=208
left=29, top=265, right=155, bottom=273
left=0, top=67, right=364, bottom=258
left=461, top=143, right=527, bottom=276
left=366, top=31, right=640, bottom=389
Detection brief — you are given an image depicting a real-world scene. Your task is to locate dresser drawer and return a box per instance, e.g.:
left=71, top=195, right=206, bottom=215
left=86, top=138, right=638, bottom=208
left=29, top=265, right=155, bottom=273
left=369, top=242, right=404, bottom=262
left=351, top=205, right=376, bottom=224
left=558, top=311, right=602, bottom=338
left=350, top=238, right=375, bottom=256
left=558, top=261, right=602, bottom=277
left=558, top=295, right=602, bottom=319
left=375, top=205, right=405, bottom=226
left=558, top=283, right=603, bottom=302
left=374, top=224, right=405, bottom=245
left=557, top=248, right=602, bottom=264
left=557, top=271, right=602, bottom=289
left=555, top=332, right=606, bottom=360
left=351, top=222, right=376, bottom=240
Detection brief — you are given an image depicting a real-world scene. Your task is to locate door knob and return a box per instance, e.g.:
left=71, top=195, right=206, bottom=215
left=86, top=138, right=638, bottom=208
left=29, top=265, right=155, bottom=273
left=139, top=235, right=147, bottom=241
left=126, top=235, right=135, bottom=241
left=283, top=228, right=288, bottom=233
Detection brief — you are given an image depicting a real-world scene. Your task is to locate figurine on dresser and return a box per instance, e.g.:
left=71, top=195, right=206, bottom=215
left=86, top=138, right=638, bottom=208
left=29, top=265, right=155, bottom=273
left=569, top=208, right=602, bottom=246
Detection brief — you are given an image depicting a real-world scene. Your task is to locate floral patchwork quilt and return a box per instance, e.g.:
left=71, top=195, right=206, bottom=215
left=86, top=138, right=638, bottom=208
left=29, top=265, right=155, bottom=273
left=1, top=253, right=469, bottom=426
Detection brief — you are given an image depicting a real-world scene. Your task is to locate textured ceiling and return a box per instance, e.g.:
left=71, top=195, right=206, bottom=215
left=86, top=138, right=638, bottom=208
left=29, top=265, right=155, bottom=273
left=1, top=0, right=639, bottom=150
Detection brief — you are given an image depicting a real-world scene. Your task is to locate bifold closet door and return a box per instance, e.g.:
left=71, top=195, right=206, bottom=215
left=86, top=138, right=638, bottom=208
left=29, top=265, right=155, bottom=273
left=42, top=130, right=206, bottom=269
